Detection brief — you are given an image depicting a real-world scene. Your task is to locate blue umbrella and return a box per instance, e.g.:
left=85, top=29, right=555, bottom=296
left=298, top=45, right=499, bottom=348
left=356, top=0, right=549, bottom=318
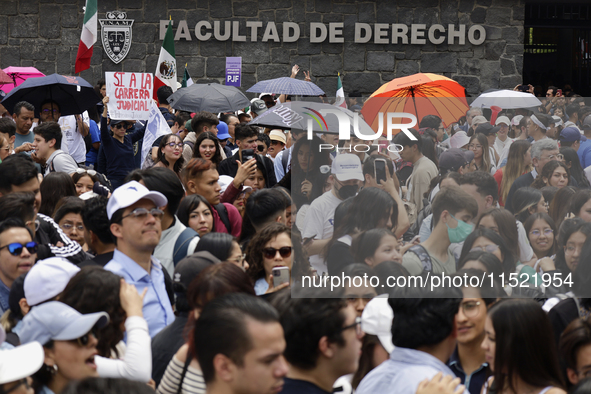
left=1, top=73, right=100, bottom=116
left=247, top=77, right=324, bottom=96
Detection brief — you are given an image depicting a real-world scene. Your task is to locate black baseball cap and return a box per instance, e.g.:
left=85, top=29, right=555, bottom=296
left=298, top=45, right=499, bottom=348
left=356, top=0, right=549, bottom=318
left=439, top=148, right=475, bottom=172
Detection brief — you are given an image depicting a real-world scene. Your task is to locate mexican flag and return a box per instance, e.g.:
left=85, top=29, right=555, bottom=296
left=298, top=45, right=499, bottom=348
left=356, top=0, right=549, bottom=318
left=74, top=0, right=97, bottom=74
left=335, top=73, right=347, bottom=108
left=153, top=20, right=177, bottom=100
left=181, top=65, right=194, bottom=88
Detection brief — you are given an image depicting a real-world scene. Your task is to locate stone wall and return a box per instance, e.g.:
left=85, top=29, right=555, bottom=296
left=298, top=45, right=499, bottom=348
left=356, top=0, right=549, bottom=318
left=0, top=0, right=525, bottom=96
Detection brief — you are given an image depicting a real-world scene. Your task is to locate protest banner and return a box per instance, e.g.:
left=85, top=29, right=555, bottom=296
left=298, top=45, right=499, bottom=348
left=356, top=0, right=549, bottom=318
left=105, top=71, right=153, bottom=120
left=141, top=101, right=171, bottom=167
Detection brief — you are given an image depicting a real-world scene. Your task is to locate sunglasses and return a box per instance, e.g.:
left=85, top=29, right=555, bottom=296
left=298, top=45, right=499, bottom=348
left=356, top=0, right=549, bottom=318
left=0, top=378, right=30, bottom=394
left=111, top=123, right=128, bottom=129
left=121, top=207, right=164, bottom=221
left=70, top=328, right=98, bottom=347
left=0, top=241, right=38, bottom=256
left=263, top=246, right=292, bottom=259
left=75, top=168, right=97, bottom=176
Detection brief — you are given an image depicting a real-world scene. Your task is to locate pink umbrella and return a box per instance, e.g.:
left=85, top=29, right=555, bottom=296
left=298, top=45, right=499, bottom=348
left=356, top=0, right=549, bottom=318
left=1, top=67, right=45, bottom=93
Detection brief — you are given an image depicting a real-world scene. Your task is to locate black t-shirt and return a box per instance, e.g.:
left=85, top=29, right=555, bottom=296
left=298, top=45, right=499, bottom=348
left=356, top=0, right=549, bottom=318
left=280, top=378, right=331, bottom=394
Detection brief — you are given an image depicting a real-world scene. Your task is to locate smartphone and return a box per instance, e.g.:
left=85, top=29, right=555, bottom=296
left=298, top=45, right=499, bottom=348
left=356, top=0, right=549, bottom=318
left=374, top=158, right=387, bottom=184
left=241, top=149, right=255, bottom=163
left=272, top=266, right=290, bottom=287
left=557, top=89, right=562, bottom=96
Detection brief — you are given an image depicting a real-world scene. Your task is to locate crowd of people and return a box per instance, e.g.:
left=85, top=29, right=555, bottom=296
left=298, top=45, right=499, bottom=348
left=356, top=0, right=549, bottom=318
left=1, top=74, right=591, bottom=394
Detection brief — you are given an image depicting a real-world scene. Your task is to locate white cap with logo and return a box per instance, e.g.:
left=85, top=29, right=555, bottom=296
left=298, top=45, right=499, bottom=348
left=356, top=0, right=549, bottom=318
left=331, top=154, right=364, bottom=182
left=106, top=181, right=168, bottom=220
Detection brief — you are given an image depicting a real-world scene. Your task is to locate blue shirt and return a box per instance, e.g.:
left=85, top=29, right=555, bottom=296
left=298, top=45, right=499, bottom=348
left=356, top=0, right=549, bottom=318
left=104, top=249, right=174, bottom=337
left=448, top=347, right=489, bottom=394
left=85, top=119, right=101, bottom=166
left=357, top=347, right=469, bottom=394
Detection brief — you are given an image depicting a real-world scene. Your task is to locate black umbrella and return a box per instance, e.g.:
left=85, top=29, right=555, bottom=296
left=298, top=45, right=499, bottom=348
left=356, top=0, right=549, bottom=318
left=167, top=83, right=250, bottom=113
left=0, top=73, right=101, bottom=116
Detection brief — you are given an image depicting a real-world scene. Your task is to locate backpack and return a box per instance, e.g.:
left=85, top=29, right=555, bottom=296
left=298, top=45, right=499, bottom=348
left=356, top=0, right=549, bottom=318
left=172, top=227, right=199, bottom=267
left=407, top=244, right=433, bottom=273
left=213, top=203, right=232, bottom=234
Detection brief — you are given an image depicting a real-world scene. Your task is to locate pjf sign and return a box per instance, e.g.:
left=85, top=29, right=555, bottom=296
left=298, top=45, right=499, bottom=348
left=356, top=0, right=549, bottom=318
left=105, top=72, right=153, bottom=120
left=225, top=57, right=241, bottom=87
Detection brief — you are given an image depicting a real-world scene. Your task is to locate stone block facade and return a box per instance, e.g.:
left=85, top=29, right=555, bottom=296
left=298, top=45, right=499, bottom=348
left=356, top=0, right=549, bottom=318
left=1, top=0, right=525, bottom=96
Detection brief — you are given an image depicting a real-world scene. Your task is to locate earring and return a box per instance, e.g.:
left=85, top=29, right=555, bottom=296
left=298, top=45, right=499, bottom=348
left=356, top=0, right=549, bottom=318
left=44, top=363, right=58, bottom=375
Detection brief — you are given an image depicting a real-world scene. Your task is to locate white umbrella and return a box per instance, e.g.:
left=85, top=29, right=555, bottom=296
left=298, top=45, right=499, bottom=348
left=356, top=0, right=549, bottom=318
left=470, top=89, right=542, bottom=109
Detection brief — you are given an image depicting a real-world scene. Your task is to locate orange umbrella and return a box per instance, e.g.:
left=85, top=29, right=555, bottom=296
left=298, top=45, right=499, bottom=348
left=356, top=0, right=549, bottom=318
left=361, top=73, right=469, bottom=134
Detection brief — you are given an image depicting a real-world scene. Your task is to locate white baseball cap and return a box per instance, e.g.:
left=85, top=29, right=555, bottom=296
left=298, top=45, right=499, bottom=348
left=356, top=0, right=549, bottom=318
left=361, top=295, right=394, bottom=354
left=24, top=257, right=80, bottom=307
left=450, top=130, right=470, bottom=149
left=495, top=116, right=510, bottom=126
left=0, top=331, right=44, bottom=385
left=106, top=181, right=168, bottom=220
left=331, top=154, right=364, bottom=182
left=471, top=115, right=488, bottom=128
left=511, top=115, right=524, bottom=126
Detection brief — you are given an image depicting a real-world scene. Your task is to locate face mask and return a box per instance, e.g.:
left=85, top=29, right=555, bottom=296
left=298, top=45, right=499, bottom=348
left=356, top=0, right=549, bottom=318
left=446, top=214, right=474, bottom=243
left=336, top=183, right=359, bottom=200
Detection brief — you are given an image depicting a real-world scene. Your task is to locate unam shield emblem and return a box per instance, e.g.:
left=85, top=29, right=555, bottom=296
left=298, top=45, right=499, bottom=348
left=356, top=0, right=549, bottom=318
left=99, top=11, right=134, bottom=64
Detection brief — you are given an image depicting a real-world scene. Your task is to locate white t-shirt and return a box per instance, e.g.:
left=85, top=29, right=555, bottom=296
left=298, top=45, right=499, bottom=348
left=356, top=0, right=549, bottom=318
left=58, top=112, right=89, bottom=163
left=301, top=189, right=343, bottom=274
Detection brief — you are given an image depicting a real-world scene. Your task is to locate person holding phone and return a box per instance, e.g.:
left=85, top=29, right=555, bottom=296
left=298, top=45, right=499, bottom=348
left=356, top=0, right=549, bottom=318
left=246, top=223, right=293, bottom=295
left=218, top=124, right=277, bottom=187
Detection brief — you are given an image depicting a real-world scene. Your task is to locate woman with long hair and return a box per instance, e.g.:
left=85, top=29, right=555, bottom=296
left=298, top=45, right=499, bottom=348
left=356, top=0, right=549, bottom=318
left=561, top=147, right=590, bottom=188
left=469, top=133, right=493, bottom=174
left=548, top=186, right=577, bottom=230
left=554, top=218, right=591, bottom=275
left=71, top=168, right=100, bottom=196
left=512, top=187, right=547, bottom=224
left=495, top=140, right=532, bottom=207
left=154, top=133, right=184, bottom=176
left=192, top=131, right=223, bottom=166
left=482, top=299, right=566, bottom=394
left=177, top=194, right=214, bottom=237
left=475, top=208, right=532, bottom=263
left=523, top=212, right=557, bottom=259
left=245, top=223, right=294, bottom=295
left=39, top=172, right=77, bottom=217
left=531, top=160, right=570, bottom=189
left=290, top=135, right=331, bottom=209
left=459, top=228, right=518, bottom=279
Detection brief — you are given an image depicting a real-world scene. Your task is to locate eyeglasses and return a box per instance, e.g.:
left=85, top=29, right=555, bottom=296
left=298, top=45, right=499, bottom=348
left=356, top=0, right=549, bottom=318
left=75, top=168, right=97, bottom=176
left=256, top=145, right=265, bottom=152
left=60, top=223, right=84, bottom=232
left=41, top=109, right=60, bottom=114
left=121, top=207, right=164, bottom=221
left=338, top=316, right=363, bottom=336
left=460, top=301, right=482, bottom=318
left=546, top=154, right=564, bottom=161
left=167, top=142, right=183, bottom=149
left=470, top=245, right=499, bottom=254
left=0, top=241, right=38, bottom=256
left=262, top=246, right=292, bottom=259
left=70, top=328, right=98, bottom=347
left=0, top=378, right=30, bottom=394
left=530, top=229, right=554, bottom=237
left=111, top=123, right=128, bottom=129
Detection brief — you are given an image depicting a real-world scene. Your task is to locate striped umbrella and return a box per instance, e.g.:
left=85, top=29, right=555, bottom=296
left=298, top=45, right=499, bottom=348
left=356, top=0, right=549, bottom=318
left=362, top=73, right=469, bottom=133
